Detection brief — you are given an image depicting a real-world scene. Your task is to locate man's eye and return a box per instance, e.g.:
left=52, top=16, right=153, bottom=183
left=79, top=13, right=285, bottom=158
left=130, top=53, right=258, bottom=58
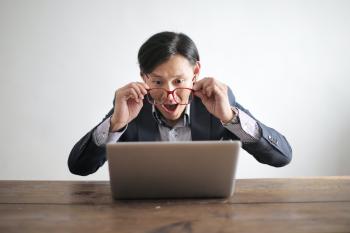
left=152, top=80, right=162, bottom=85
left=175, top=79, right=185, bottom=84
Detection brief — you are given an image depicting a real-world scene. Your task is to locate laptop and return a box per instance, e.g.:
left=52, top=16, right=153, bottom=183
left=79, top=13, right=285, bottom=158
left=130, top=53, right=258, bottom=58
left=107, top=140, right=241, bottom=199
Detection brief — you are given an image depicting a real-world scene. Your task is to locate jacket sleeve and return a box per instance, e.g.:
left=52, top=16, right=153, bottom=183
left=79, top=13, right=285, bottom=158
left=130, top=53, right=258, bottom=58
left=227, top=88, right=293, bottom=167
left=68, top=109, right=114, bottom=176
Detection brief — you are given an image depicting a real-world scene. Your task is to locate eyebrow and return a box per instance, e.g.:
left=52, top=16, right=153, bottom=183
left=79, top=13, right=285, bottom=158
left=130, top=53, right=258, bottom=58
left=149, top=73, right=185, bottom=79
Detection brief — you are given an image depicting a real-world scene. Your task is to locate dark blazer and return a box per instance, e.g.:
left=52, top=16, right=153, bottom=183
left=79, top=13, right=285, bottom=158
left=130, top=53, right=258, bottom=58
left=68, top=89, right=292, bottom=176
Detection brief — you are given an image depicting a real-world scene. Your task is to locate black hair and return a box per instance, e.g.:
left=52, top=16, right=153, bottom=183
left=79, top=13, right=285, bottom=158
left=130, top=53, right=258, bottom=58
left=138, top=31, right=200, bottom=74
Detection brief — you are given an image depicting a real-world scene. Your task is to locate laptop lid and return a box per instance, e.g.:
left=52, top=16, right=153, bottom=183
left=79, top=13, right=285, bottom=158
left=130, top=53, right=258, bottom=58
left=107, top=140, right=240, bottom=199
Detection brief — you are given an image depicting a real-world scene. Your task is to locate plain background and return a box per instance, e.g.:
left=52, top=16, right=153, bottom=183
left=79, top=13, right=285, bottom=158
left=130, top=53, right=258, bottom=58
left=0, top=0, right=349, bottom=180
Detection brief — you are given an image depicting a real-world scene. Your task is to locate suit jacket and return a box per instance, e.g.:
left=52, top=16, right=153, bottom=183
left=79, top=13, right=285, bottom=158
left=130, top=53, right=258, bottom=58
left=68, top=89, right=292, bottom=176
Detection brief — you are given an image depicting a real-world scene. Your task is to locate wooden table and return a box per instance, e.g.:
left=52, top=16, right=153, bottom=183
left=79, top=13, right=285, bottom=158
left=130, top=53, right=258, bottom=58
left=0, top=177, right=349, bottom=233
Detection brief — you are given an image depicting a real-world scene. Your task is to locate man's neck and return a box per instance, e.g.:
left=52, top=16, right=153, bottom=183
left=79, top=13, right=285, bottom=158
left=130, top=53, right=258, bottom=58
left=163, top=117, right=182, bottom=128
left=152, top=105, right=190, bottom=129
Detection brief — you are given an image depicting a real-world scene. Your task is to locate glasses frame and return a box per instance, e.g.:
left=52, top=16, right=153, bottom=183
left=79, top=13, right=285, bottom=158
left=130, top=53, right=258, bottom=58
left=144, top=73, right=197, bottom=105
left=146, top=87, right=195, bottom=105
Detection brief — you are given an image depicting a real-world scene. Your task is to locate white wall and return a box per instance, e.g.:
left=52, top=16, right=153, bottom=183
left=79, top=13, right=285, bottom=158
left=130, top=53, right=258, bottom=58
left=1, top=0, right=349, bottom=180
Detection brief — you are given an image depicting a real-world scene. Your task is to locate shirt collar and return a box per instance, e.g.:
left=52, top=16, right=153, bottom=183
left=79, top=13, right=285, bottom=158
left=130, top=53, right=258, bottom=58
left=152, top=104, right=191, bottom=129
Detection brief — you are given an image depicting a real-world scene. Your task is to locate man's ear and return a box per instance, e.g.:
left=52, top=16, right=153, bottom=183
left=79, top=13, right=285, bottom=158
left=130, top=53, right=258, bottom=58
left=140, top=72, right=147, bottom=82
left=193, top=61, right=201, bottom=81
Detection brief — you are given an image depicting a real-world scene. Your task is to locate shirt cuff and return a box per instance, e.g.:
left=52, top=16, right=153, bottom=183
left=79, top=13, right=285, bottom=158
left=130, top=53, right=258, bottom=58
left=93, top=117, right=127, bottom=146
left=222, top=108, right=261, bottom=143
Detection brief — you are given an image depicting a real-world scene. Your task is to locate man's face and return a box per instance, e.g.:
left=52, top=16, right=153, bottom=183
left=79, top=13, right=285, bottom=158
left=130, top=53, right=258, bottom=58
left=143, top=54, right=200, bottom=125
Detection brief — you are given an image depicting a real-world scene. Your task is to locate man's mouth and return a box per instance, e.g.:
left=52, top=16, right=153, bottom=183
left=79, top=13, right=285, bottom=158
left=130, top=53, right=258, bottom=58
left=162, top=104, right=178, bottom=112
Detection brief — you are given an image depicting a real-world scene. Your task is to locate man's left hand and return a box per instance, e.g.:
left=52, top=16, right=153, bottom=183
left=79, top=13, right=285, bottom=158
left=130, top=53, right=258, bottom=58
left=193, top=77, right=234, bottom=123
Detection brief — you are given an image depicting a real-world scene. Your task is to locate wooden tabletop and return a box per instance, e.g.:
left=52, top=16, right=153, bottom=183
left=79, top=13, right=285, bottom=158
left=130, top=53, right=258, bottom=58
left=1, top=177, right=349, bottom=233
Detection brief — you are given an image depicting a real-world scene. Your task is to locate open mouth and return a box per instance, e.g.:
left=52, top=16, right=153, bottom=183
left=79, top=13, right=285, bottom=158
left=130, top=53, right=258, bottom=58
left=162, top=104, right=178, bottom=112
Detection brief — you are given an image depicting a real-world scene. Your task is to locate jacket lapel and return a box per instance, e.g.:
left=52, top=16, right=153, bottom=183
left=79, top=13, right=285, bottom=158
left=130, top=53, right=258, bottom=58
left=137, top=100, right=159, bottom=141
left=190, top=97, right=211, bottom=141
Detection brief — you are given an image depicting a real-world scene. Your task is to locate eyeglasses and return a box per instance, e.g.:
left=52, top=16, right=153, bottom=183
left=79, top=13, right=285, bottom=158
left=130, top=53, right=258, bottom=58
left=146, top=88, right=194, bottom=105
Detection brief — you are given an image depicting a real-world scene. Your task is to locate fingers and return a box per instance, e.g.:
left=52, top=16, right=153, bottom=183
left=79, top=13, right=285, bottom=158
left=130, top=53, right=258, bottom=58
left=193, top=90, right=208, bottom=102
left=129, top=82, right=148, bottom=100
left=193, top=77, right=227, bottom=98
left=126, top=88, right=140, bottom=102
left=116, top=82, right=149, bottom=103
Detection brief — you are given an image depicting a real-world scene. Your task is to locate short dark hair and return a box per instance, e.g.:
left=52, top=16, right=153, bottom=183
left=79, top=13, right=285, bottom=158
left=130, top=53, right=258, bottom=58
left=138, top=31, right=200, bottom=74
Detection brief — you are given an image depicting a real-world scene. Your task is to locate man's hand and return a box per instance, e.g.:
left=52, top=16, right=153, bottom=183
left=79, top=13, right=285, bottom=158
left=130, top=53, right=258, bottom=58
left=193, top=77, right=234, bottom=123
left=110, top=82, right=149, bottom=132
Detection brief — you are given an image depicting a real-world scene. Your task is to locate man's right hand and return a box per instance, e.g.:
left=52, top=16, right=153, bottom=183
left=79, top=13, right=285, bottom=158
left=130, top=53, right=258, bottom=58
left=110, top=82, right=149, bottom=132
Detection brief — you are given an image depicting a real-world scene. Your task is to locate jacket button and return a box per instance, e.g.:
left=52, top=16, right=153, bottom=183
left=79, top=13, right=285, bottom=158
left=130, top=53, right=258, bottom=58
left=268, top=135, right=278, bottom=146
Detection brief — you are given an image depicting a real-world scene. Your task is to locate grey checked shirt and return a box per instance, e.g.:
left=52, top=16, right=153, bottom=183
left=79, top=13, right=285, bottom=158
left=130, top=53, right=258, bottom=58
left=93, top=105, right=261, bottom=145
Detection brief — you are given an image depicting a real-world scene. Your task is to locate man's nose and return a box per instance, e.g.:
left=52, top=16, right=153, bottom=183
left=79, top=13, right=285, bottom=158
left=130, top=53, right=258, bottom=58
left=163, top=82, right=175, bottom=91
left=162, top=81, right=178, bottom=102
left=165, top=90, right=175, bottom=102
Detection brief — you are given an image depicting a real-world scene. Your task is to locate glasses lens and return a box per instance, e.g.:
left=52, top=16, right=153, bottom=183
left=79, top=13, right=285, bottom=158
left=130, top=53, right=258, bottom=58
left=174, top=88, right=193, bottom=104
left=147, top=88, right=193, bottom=105
left=147, top=89, right=167, bottom=104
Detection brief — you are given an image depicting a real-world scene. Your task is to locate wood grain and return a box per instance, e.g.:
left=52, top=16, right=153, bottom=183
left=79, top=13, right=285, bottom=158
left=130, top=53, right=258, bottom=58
left=0, top=202, right=349, bottom=233
left=0, top=177, right=349, bottom=233
left=0, top=177, right=349, bottom=204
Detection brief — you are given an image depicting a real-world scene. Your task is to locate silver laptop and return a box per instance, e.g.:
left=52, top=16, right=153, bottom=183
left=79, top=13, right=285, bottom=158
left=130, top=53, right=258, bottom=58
left=107, top=140, right=240, bottom=199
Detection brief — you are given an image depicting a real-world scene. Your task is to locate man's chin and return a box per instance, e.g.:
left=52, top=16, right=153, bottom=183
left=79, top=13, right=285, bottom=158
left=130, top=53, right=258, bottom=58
left=160, top=110, right=181, bottom=120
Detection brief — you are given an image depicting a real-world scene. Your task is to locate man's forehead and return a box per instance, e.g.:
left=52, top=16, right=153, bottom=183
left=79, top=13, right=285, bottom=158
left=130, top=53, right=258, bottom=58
left=149, top=72, right=185, bottom=79
left=150, top=55, right=193, bottom=78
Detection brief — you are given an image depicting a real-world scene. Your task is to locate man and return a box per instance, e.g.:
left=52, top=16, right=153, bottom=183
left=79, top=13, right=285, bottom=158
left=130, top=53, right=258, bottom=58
left=68, top=31, right=292, bottom=176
